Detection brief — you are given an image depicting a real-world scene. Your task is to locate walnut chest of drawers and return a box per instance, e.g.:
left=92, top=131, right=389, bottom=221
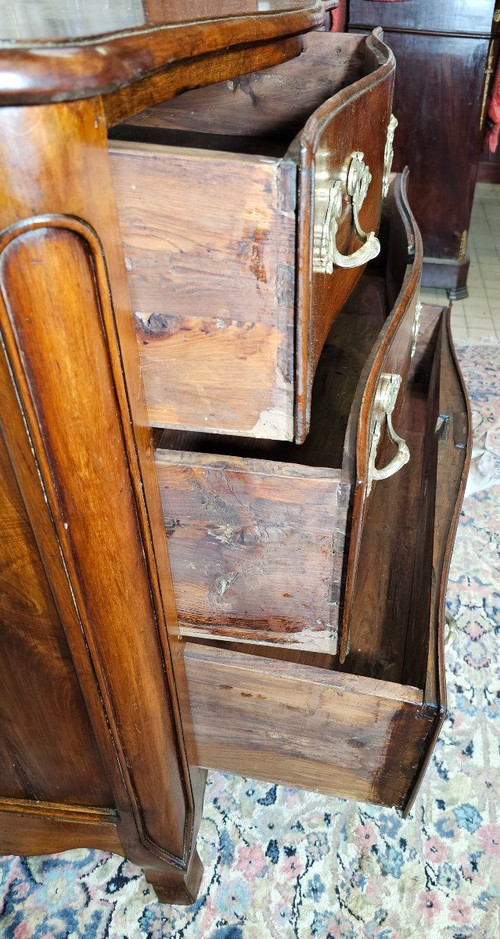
left=0, top=2, right=470, bottom=906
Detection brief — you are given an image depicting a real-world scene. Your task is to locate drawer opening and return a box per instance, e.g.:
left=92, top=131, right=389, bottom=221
left=178, top=307, right=469, bottom=810
left=110, top=32, right=373, bottom=159
left=109, top=29, right=395, bottom=442
left=156, top=216, right=424, bottom=680
left=179, top=313, right=442, bottom=694
left=153, top=174, right=411, bottom=468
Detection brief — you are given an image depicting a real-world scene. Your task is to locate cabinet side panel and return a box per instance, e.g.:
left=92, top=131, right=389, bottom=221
left=381, top=33, right=488, bottom=262
left=0, top=412, right=114, bottom=807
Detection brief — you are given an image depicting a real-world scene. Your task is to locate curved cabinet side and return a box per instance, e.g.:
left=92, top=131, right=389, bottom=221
left=0, top=100, right=204, bottom=904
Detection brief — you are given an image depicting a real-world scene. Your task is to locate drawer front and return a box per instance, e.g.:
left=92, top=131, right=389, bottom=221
left=154, top=173, right=421, bottom=655
left=296, top=28, right=395, bottom=440
left=111, top=31, right=395, bottom=441
left=339, top=169, right=423, bottom=661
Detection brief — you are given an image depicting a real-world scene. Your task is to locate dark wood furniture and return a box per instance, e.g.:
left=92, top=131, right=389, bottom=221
left=0, top=0, right=325, bottom=905
left=348, top=0, right=500, bottom=298
left=478, top=27, right=500, bottom=183
left=0, top=1, right=470, bottom=906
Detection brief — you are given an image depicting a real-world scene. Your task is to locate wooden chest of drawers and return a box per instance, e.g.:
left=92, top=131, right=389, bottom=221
left=0, top=3, right=470, bottom=906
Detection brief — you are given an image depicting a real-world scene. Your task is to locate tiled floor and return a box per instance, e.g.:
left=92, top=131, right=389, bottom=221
left=420, top=182, right=500, bottom=340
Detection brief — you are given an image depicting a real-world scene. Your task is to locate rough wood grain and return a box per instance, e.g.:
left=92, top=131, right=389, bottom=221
left=115, top=32, right=366, bottom=145
left=153, top=270, right=385, bottom=652
left=182, top=643, right=433, bottom=809
left=110, top=143, right=296, bottom=439
left=112, top=31, right=395, bottom=441
left=156, top=451, right=342, bottom=650
left=181, top=305, right=471, bottom=812
left=155, top=175, right=420, bottom=656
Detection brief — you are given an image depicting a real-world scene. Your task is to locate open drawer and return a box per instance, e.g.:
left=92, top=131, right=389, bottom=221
left=181, top=303, right=471, bottom=810
left=154, top=173, right=421, bottom=655
left=109, top=29, right=395, bottom=442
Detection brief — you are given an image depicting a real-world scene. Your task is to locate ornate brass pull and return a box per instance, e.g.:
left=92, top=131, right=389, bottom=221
left=367, top=373, right=410, bottom=493
left=314, top=152, right=381, bottom=273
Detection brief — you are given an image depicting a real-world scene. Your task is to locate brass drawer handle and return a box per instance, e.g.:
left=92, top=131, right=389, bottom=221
left=367, top=372, right=410, bottom=493
left=315, top=152, right=381, bottom=273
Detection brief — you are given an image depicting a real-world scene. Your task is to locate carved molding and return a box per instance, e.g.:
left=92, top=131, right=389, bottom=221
left=0, top=214, right=194, bottom=869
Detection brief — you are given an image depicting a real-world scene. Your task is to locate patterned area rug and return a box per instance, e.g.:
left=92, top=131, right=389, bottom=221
left=1, top=340, right=499, bottom=939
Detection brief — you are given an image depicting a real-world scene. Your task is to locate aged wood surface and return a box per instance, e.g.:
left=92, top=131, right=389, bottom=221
left=155, top=175, right=420, bottom=657
left=116, top=32, right=366, bottom=145
left=339, top=170, right=422, bottom=661
left=0, top=0, right=323, bottom=106
left=0, top=799, right=122, bottom=857
left=112, top=31, right=394, bottom=441
left=104, top=37, right=305, bottom=127
left=341, top=386, right=432, bottom=682
left=183, top=643, right=434, bottom=809
left=155, top=450, right=342, bottom=650
left=0, top=395, right=113, bottom=807
left=0, top=98, right=204, bottom=903
left=182, top=304, right=471, bottom=812
left=110, top=144, right=296, bottom=439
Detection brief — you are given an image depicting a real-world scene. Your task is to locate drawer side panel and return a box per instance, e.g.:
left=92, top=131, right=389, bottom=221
left=110, top=144, right=296, bottom=439
left=155, top=452, right=341, bottom=651
left=183, top=645, right=432, bottom=808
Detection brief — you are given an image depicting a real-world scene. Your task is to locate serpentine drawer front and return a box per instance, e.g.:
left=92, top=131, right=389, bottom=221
left=109, top=30, right=395, bottom=442
left=154, top=173, right=421, bottom=656
left=181, top=301, right=471, bottom=811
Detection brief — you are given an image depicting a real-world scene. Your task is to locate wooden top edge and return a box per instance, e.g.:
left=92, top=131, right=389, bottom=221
left=155, top=448, right=342, bottom=481
left=0, top=2, right=324, bottom=104
left=108, top=138, right=282, bottom=167
left=184, top=642, right=424, bottom=705
left=299, top=28, right=395, bottom=148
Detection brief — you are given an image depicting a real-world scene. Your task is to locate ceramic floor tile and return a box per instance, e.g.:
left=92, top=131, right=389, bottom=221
left=466, top=326, right=497, bottom=338
left=463, top=307, right=492, bottom=319
left=465, top=317, right=495, bottom=332
left=450, top=326, right=469, bottom=339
